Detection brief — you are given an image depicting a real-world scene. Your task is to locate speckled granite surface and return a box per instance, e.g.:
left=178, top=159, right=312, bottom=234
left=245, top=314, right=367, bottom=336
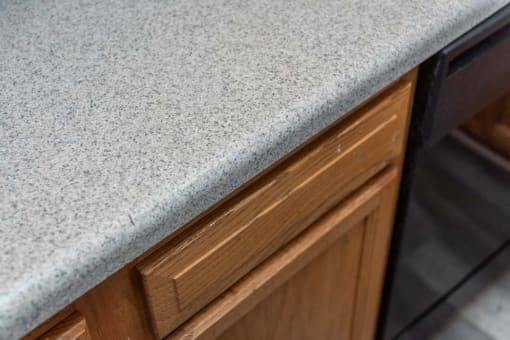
left=1, top=0, right=509, bottom=338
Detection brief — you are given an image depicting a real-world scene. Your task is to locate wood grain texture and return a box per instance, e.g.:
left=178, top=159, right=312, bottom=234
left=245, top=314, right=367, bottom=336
left=169, top=167, right=399, bottom=340
left=37, top=313, right=91, bottom=340
left=22, top=307, right=75, bottom=340
left=138, top=81, right=412, bottom=338
left=350, top=170, right=399, bottom=340
left=218, top=223, right=365, bottom=340
left=464, top=93, right=510, bottom=158
left=73, top=266, right=156, bottom=340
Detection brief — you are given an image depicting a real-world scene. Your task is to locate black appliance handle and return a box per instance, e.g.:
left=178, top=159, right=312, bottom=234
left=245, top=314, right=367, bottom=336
left=447, top=21, right=510, bottom=76
left=421, top=4, right=510, bottom=145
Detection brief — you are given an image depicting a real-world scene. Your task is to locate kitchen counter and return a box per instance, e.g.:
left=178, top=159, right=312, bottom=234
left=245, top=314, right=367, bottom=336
left=1, top=0, right=508, bottom=338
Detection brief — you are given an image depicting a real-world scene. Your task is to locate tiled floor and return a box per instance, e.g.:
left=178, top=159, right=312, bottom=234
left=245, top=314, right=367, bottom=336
left=432, top=257, right=510, bottom=340
left=383, top=135, right=510, bottom=340
left=400, top=246, right=510, bottom=340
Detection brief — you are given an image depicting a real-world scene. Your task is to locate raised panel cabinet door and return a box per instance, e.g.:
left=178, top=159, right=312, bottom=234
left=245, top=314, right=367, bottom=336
left=218, top=220, right=365, bottom=340
left=169, top=167, right=400, bottom=340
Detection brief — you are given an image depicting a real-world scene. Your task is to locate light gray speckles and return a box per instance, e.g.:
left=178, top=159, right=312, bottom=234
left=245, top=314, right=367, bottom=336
left=0, top=0, right=509, bottom=338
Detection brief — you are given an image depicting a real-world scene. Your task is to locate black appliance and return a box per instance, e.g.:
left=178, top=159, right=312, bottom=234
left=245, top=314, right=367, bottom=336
left=378, top=5, right=510, bottom=339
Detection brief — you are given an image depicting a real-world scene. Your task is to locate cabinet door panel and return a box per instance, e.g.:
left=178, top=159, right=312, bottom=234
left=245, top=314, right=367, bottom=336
left=218, top=221, right=365, bottom=340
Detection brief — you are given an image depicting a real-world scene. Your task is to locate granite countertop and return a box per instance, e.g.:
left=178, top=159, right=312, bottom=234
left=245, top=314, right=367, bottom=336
left=1, top=0, right=508, bottom=338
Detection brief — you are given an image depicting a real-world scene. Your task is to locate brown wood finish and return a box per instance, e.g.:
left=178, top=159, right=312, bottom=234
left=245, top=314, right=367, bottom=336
left=218, top=223, right=366, bottom=340
left=168, top=167, right=398, bottom=340
left=464, top=93, right=510, bottom=158
left=22, top=69, right=417, bottom=340
left=350, top=169, right=400, bottom=340
left=22, top=307, right=75, bottom=340
left=218, top=168, right=399, bottom=340
left=73, top=267, right=155, bottom=340
left=37, top=313, right=91, bottom=340
left=138, top=81, right=412, bottom=338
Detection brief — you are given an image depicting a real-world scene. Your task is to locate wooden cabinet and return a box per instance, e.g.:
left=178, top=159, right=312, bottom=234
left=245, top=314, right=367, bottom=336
left=137, top=80, right=413, bottom=338
left=464, top=93, right=510, bottom=158
left=37, top=313, right=91, bottom=340
left=169, top=168, right=399, bottom=340
left=22, top=69, right=416, bottom=340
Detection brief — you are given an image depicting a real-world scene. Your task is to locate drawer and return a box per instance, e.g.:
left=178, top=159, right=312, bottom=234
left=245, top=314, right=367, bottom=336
left=137, top=80, right=413, bottom=338
left=38, top=313, right=91, bottom=340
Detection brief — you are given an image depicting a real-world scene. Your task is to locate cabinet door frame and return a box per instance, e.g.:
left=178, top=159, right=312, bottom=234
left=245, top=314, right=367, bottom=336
left=168, top=167, right=399, bottom=340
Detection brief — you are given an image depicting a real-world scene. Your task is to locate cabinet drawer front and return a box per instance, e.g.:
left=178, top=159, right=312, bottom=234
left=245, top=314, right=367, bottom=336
left=138, top=81, right=412, bottom=338
left=38, top=313, right=91, bottom=340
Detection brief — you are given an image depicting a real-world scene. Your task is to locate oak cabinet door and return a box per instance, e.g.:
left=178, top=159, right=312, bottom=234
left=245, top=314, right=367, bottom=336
left=169, top=168, right=399, bottom=340
left=218, top=218, right=365, bottom=340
